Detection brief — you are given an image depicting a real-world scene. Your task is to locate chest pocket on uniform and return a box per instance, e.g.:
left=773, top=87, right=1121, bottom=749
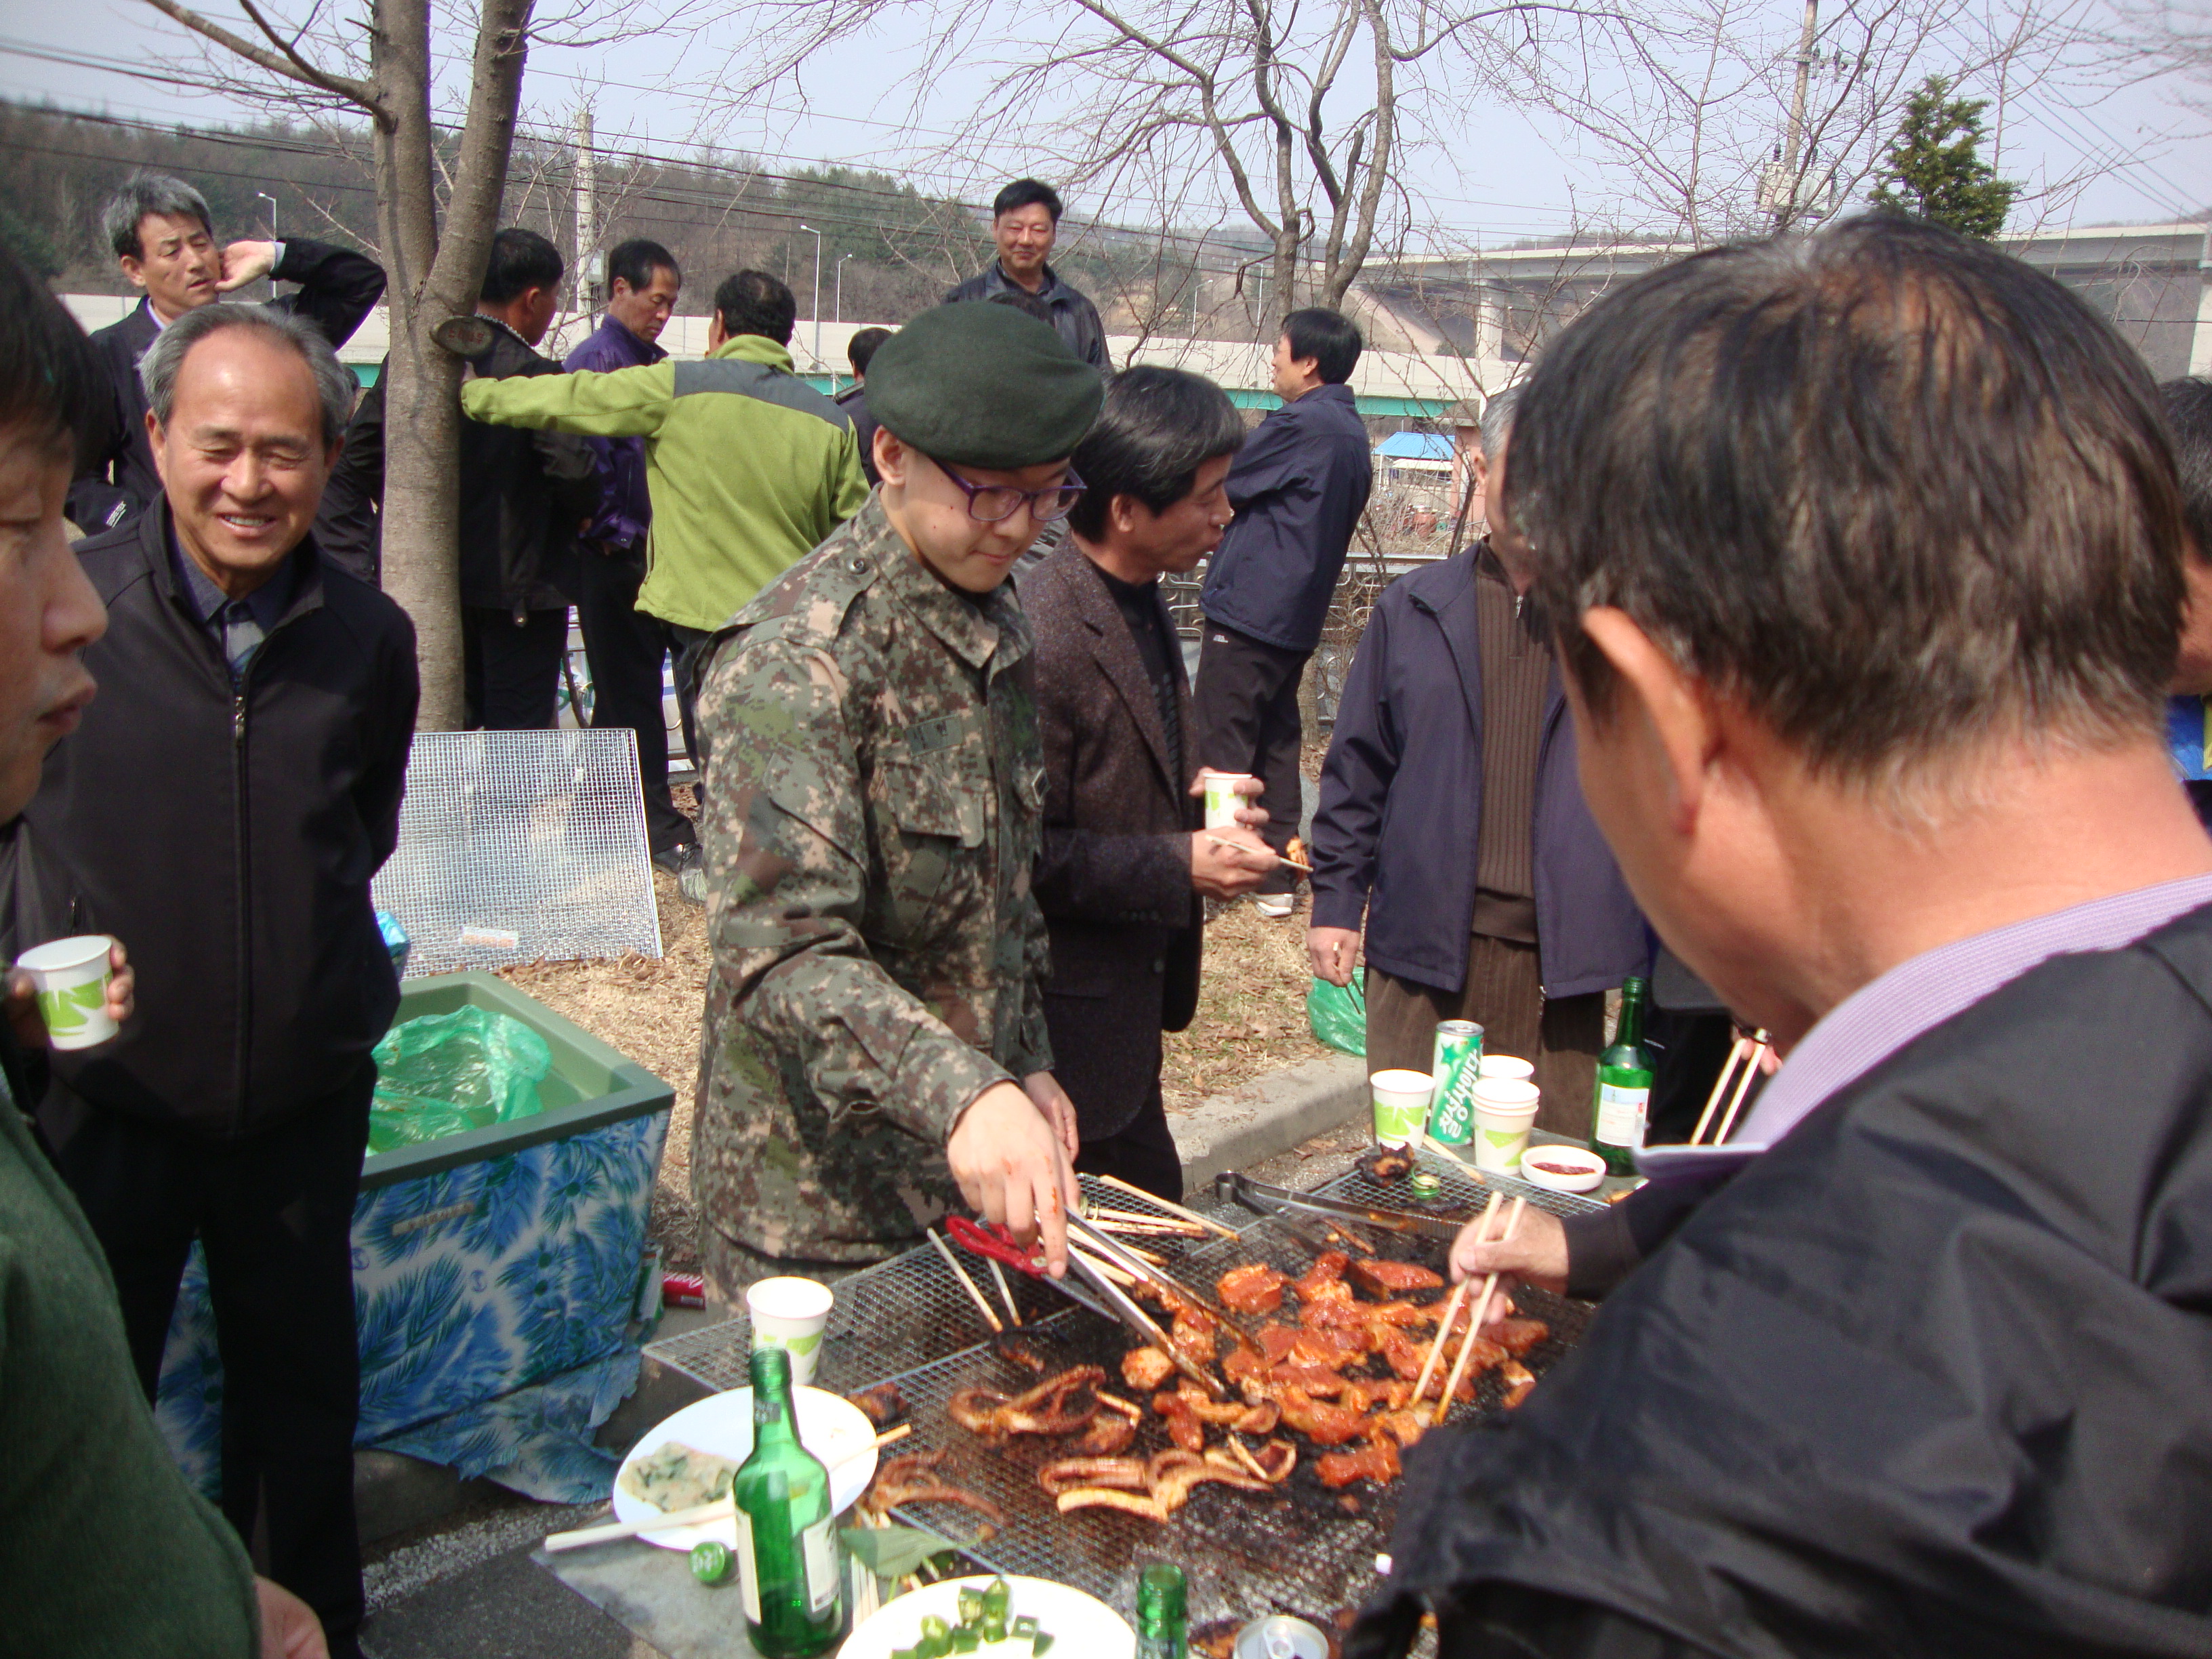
left=878, top=757, right=985, bottom=947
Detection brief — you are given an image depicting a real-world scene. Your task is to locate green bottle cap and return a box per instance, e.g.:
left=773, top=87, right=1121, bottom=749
left=1138, top=1564, right=1186, bottom=1622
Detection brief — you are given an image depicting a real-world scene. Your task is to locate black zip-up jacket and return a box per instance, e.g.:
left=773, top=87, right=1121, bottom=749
left=66, top=238, right=389, bottom=536
left=9, top=504, right=417, bottom=1139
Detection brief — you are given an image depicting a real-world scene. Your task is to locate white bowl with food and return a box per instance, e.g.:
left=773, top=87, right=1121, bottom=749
left=609, top=1385, right=878, bottom=1551
left=1515, top=1145, right=1608, bottom=1193
left=842, top=1575, right=1132, bottom=1659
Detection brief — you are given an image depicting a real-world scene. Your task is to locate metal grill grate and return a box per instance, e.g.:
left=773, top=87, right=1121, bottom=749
left=644, top=1178, right=1217, bottom=1394
left=371, top=729, right=661, bottom=977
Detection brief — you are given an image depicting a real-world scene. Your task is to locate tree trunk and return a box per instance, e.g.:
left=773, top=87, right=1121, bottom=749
left=367, top=0, right=533, bottom=731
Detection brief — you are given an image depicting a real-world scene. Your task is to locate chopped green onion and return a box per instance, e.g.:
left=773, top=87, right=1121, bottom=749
left=922, top=1616, right=951, bottom=1642
left=983, top=1578, right=1012, bottom=1622
left=958, top=1588, right=987, bottom=1626
left=1012, top=1616, right=1040, bottom=1640
left=1033, top=1634, right=1056, bottom=1656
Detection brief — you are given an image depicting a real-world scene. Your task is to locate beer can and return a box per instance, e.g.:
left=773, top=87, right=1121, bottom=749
left=1235, top=1616, right=1330, bottom=1659
left=1427, top=1020, right=1486, bottom=1145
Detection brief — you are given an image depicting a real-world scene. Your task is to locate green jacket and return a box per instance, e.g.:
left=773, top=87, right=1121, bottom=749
left=458, top=334, right=871, bottom=632
left=692, top=495, right=1054, bottom=1265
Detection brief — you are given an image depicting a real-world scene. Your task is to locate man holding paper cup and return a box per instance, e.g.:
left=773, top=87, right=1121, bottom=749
left=1356, top=218, right=2212, bottom=1655
left=0, top=244, right=328, bottom=1659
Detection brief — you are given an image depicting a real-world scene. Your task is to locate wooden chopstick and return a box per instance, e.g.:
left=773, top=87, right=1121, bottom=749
left=1689, top=1036, right=1750, bottom=1145
left=985, top=1257, right=1024, bottom=1328
left=1434, top=1195, right=1526, bottom=1425
left=544, top=1426, right=912, bottom=1552
left=1068, top=1243, right=1139, bottom=1286
left=1713, top=1031, right=1770, bottom=1143
left=1206, top=834, right=1312, bottom=873
left=1094, top=1174, right=1240, bottom=1239
left=1412, top=1192, right=1498, bottom=1402
left=928, top=1229, right=1004, bottom=1334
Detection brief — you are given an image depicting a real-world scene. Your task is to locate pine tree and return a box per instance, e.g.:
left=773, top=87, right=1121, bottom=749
left=1868, top=77, right=2020, bottom=240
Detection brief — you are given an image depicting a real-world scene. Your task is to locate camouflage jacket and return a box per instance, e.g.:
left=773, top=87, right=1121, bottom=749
left=693, top=494, right=1054, bottom=1265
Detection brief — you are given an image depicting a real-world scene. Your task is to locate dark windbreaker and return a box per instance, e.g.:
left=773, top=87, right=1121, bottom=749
left=1353, top=899, right=2212, bottom=1659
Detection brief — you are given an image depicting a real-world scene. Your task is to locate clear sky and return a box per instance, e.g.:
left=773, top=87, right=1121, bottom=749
left=1, top=0, right=2203, bottom=251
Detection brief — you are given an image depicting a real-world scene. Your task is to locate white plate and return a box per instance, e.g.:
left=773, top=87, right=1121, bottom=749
left=611, top=1385, right=878, bottom=1552
left=840, top=1576, right=1134, bottom=1659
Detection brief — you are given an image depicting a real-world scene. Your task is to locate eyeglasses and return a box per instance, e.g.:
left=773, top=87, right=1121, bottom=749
left=938, top=463, right=1087, bottom=525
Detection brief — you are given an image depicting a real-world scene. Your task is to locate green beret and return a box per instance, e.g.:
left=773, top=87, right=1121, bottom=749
left=865, top=302, right=1103, bottom=470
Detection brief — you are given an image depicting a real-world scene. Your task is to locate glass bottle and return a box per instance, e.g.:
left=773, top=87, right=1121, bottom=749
left=732, top=1345, right=844, bottom=1657
left=1590, top=975, right=1656, bottom=1175
left=1134, top=1563, right=1188, bottom=1659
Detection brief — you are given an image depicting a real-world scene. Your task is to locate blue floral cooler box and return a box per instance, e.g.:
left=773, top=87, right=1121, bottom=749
left=154, top=972, right=676, bottom=1503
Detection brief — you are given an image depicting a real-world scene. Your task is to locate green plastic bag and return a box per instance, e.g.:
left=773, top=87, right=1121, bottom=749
left=1307, top=974, right=1367, bottom=1057
left=368, top=1006, right=552, bottom=1153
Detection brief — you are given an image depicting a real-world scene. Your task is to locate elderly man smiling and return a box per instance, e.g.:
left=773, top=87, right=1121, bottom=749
left=16, top=303, right=416, bottom=1659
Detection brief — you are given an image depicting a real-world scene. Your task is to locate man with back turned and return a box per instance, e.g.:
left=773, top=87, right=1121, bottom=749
left=1358, top=216, right=2212, bottom=1656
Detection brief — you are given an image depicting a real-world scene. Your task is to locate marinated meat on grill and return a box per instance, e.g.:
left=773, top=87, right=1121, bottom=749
left=1494, top=1317, right=1550, bottom=1356
left=991, top=1338, right=1049, bottom=1374
left=1358, top=1146, right=1414, bottom=1183
left=1290, top=1326, right=1368, bottom=1368
left=1037, top=1455, right=1149, bottom=1496
left=1378, top=1330, right=1426, bottom=1381
left=1217, top=1263, right=1290, bottom=1315
left=1193, top=1621, right=1242, bottom=1659
left=1371, top=1408, right=1429, bottom=1450
left=1153, top=1388, right=1206, bottom=1452
left=1120, top=1345, right=1177, bottom=1391
left=1276, top=1388, right=1369, bottom=1445
left=863, top=1450, right=1009, bottom=1525
left=1171, top=1312, right=1219, bottom=1364
left=846, top=1382, right=907, bottom=1429
left=1168, top=1382, right=1280, bottom=1435
left=1293, top=1251, right=1349, bottom=1300
left=1051, top=1448, right=1268, bottom=1521
left=1499, top=1358, right=1538, bottom=1408
left=1316, top=1436, right=1401, bottom=1488
left=1349, top=1258, right=1445, bottom=1295
left=947, top=1365, right=1106, bottom=1440
left=1068, top=1412, right=1138, bottom=1456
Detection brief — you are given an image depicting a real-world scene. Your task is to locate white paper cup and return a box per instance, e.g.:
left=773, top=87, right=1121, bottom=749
left=1370, top=1068, right=1435, bottom=1148
left=1200, top=770, right=1257, bottom=831
left=1469, top=1078, right=1541, bottom=1172
left=747, top=1276, right=834, bottom=1385
left=1477, top=1054, right=1534, bottom=1082
left=16, top=935, right=117, bottom=1051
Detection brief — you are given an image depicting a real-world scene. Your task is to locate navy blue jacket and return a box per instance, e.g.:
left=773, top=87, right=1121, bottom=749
left=1199, top=383, right=1373, bottom=653
left=565, top=314, right=665, bottom=553
left=943, top=262, right=1111, bottom=372
left=1309, top=550, right=1645, bottom=998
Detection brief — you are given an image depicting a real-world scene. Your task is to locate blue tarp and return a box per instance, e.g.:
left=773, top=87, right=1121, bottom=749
left=1376, top=431, right=1454, bottom=461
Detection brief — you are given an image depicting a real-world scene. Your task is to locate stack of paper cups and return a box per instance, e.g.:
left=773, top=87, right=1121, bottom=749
left=1469, top=1077, right=1541, bottom=1172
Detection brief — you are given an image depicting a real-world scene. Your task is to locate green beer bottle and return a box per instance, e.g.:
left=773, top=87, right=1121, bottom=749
left=732, top=1346, right=844, bottom=1657
left=1134, top=1564, right=1188, bottom=1659
left=1590, top=975, right=1656, bottom=1175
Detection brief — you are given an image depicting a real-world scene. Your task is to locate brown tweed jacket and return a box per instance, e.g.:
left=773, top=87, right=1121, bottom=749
left=1019, top=541, right=1203, bottom=1142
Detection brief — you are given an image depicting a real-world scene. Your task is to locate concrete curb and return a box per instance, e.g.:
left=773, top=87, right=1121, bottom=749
left=1171, top=1052, right=1368, bottom=1190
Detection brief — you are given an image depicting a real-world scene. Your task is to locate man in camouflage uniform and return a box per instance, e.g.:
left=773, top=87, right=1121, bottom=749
left=692, top=302, right=1105, bottom=1292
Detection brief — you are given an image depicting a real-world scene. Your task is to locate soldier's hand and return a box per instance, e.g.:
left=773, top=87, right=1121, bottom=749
left=948, top=1081, right=1081, bottom=1276
left=1023, top=1071, right=1080, bottom=1160
left=1191, top=827, right=1275, bottom=899
left=218, top=240, right=280, bottom=292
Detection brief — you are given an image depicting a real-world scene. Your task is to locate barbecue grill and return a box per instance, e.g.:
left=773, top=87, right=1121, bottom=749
left=644, top=1159, right=1604, bottom=1623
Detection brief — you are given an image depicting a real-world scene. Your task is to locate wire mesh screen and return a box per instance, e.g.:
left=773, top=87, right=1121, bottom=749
left=372, top=729, right=661, bottom=977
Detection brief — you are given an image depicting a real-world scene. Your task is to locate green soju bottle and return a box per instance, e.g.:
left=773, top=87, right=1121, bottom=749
left=1134, top=1564, right=1187, bottom=1659
left=1591, top=975, right=1656, bottom=1176
left=732, top=1346, right=843, bottom=1658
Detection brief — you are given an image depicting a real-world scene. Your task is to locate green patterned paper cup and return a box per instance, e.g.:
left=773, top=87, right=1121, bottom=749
left=16, top=935, right=116, bottom=1052
left=1470, top=1078, right=1541, bottom=1172
left=1200, top=770, right=1256, bottom=831
left=1371, top=1068, right=1435, bottom=1148
left=746, top=1275, right=834, bottom=1386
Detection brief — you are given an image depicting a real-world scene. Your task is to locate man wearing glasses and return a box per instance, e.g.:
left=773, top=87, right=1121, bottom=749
left=686, top=302, right=1104, bottom=1291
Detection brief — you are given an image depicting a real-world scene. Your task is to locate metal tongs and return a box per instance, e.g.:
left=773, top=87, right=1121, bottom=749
left=943, top=1216, right=1227, bottom=1400
left=1065, top=1210, right=1267, bottom=1355
left=1215, top=1172, right=1467, bottom=1242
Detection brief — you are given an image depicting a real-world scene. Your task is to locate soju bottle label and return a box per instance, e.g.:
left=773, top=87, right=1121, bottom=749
left=735, top=1510, right=762, bottom=1624
left=801, top=1517, right=840, bottom=1615
left=1595, top=1082, right=1649, bottom=1149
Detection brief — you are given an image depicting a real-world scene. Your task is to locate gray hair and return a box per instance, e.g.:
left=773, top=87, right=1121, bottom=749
left=1477, top=384, right=1519, bottom=462
left=104, top=173, right=213, bottom=262
left=139, top=304, right=354, bottom=449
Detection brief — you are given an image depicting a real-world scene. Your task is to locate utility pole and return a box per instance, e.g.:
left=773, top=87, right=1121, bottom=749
left=1770, top=0, right=1819, bottom=232
left=574, top=106, right=600, bottom=314
left=799, top=225, right=823, bottom=369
